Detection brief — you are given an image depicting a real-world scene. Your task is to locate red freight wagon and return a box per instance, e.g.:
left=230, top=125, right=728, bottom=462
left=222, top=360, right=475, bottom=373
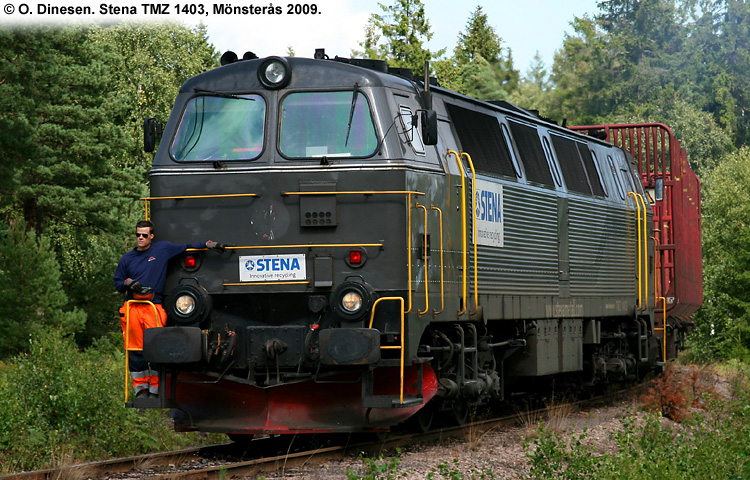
left=571, top=123, right=702, bottom=356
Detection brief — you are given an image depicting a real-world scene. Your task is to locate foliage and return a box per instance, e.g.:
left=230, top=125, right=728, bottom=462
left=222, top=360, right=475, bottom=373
left=689, top=147, right=750, bottom=361
left=427, top=458, right=496, bottom=479
left=547, top=0, right=750, bottom=148
left=0, top=220, right=85, bottom=357
left=0, top=24, right=217, bottom=350
left=525, top=366, right=750, bottom=480
left=0, top=27, right=132, bottom=236
left=640, top=366, right=690, bottom=421
left=0, top=329, right=222, bottom=473
left=354, top=0, right=444, bottom=74
left=346, top=449, right=406, bottom=480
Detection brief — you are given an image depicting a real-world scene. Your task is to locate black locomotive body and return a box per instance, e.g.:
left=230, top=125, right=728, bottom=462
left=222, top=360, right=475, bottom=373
left=133, top=52, right=700, bottom=435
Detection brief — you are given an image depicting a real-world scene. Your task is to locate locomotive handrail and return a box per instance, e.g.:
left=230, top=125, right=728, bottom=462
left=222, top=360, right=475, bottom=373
left=123, top=299, right=161, bottom=403
left=430, top=204, right=445, bottom=316
left=141, top=193, right=259, bottom=220
left=368, top=296, right=405, bottom=404
left=447, top=149, right=468, bottom=316
left=460, top=152, right=480, bottom=315
left=628, top=192, right=649, bottom=310
left=282, top=190, right=426, bottom=196
left=188, top=242, right=385, bottom=252
left=415, top=203, right=429, bottom=315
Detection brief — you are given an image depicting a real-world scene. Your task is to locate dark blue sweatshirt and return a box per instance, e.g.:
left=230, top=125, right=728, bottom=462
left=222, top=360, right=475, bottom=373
left=114, top=241, right=206, bottom=304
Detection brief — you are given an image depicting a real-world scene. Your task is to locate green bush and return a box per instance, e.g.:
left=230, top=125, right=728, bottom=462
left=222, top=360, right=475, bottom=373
left=525, top=367, right=750, bottom=480
left=0, top=329, right=219, bottom=473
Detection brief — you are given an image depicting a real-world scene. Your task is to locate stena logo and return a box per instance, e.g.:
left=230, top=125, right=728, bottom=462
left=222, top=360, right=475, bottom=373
left=239, top=254, right=307, bottom=282
left=254, top=257, right=301, bottom=272
left=476, top=188, right=503, bottom=223
left=473, top=179, right=504, bottom=248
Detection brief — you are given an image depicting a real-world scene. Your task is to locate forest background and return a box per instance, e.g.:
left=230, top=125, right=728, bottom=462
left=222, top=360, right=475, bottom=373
left=1, top=0, right=750, bottom=471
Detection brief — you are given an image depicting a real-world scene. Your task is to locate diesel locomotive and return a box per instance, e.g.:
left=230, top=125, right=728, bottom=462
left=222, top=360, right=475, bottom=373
left=130, top=50, right=702, bottom=436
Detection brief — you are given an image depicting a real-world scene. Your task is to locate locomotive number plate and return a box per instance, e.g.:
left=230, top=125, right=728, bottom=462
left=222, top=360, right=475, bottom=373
left=239, top=254, right=307, bottom=282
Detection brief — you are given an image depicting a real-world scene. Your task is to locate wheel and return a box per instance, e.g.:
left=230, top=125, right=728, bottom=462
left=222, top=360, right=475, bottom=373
left=410, top=402, right=435, bottom=432
left=451, top=400, right=471, bottom=425
left=227, top=433, right=254, bottom=443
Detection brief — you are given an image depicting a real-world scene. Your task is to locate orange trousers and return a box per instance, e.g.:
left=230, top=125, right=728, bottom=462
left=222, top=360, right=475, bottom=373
left=119, top=301, right=167, bottom=395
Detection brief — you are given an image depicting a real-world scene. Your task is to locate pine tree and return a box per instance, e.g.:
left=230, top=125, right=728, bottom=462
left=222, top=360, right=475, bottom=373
left=449, top=5, right=519, bottom=101
left=355, top=0, right=445, bottom=74
left=0, top=27, right=132, bottom=236
left=0, top=220, right=85, bottom=358
left=455, top=6, right=502, bottom=64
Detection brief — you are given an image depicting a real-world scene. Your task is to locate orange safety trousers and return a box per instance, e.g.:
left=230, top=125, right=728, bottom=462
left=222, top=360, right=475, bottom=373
left=119, top=302, right=167, bottom=395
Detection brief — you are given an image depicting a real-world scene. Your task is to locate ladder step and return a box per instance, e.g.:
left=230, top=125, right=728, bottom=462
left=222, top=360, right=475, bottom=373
left=362, top=395, right=423, bottom=409
left=376, top=359, right=403, bottom=367
left=126, top=396, right=167, bottom=409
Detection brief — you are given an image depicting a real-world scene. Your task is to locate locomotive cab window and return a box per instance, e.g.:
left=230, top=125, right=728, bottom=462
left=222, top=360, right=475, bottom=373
left=398, top=105, right=425, bottom=155
left=279, top=91, right=378, bottom=159
left=171, top=94, right=266, bottom=162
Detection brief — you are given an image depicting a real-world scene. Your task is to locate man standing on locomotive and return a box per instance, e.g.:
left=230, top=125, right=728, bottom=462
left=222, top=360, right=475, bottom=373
left=114, top=220, right=223, bottom=398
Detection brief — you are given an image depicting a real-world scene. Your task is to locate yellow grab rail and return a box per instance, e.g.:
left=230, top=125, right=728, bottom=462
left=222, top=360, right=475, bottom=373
left=448, top=149, right=468, bottom=315
left=123, top=299, right=161, bottom=402
left=141, top=193, right=259, bottom=220
left=627, top=192, right=649, bottom=310
left=430, top=204, right=445, bottom=316
left=188, top=242, right=385, bottom=252
left=415, top=203, right=429, bottom=315
left=460, top=152, right=479, bottom=315
left=283, top=190, right=426, bottom=197
left=369, top=297, right=406, bottom=404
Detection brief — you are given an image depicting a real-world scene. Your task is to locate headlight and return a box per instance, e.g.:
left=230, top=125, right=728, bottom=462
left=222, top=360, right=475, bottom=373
left=341, top=291, right=363, bottom=313
left=175, top=294, right=196, bottom=316
left=330, top=281, right=376, bottom=322
left=258, top=57, right=291, bottom=89
left=168, top=284, right=212, bottom=326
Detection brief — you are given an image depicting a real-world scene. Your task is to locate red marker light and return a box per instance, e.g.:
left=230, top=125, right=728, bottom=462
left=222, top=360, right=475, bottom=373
left=349, top=250, right=362, bottom=264
left=184, top=255, right=197, bottom=268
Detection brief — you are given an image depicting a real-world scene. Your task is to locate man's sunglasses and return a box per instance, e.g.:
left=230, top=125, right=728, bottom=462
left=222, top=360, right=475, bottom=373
left=136, top=233, right=151, bottom=238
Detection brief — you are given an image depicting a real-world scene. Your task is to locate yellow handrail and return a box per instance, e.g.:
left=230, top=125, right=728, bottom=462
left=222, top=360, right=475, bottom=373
left=406, top=193, right=414, bottom=314
left=430, top=204, right=445, bottom=316
left=369, top=296, right=406, bottom=404
left=627, top=192, right=649, bottom=310
left=188, top=242, right=385, bottom=252
left=123, top=299, right=161, bottom=402
left=448, top=149, right=467, bottom=316
left=636, top=193, right=649, bottom=309
left=415, top=203, right=429, bottom=315
left=460, top=152, right=479, bottom=315
left=283, top=190, right=425, bottom=196
left=141, top=193, right=259, bottom=220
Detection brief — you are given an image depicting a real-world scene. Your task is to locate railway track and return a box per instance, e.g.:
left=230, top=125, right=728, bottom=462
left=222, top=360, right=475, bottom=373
left=0, top=385, right=640, bottom=480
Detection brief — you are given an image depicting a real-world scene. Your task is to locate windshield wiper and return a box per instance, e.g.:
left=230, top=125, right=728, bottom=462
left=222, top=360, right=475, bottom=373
left=193, top=88, right=255, bottom=100
left=344, top=83, right=359, bottom=147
